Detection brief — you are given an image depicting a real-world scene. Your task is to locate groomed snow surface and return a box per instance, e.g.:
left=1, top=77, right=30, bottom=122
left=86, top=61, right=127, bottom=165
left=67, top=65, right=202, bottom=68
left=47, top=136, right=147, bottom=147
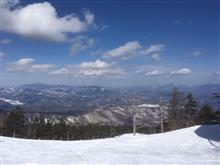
left=1, top=125, right=220, bottom=165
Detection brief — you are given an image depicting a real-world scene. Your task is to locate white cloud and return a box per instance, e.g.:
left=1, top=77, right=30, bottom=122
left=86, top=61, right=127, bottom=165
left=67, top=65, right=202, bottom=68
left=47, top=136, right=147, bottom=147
left=135, top=65, right=168, bottom=75
left=191, top=51, right=202, bottom=57
left=90, top=49, right=104, bottom=56
left=7, top=58, right=55, bottom=72
left=0, top=0, right=95, bottom=42
left=49, top=68, right=70, bottom=75
left=151, top=53, right=161, bottom=61
left=13, top=58, right=35, bottom=65
left=50, top=59, right=126, bottom=78
left=135, top=68, right=145, bottom=74
left=31, top=64, right=55, bottom=71
left=0, top=38, right=11, bottom=44
left=80, top=59, right=112, bottom=69
left=171, top=19, right=182, bottom=26
left=146, top=70, right=163, bottom=76
left=97, top=24, right=108, bottom=31
left=103, top=41, right=141, bottom=59
left=69, top=35, right=95, bottom=55
left=139, top=44, right=164, bottom=61
left=137, top=66, right=192, bottom=76
left=171, top=68, right=192, bottom=75
left=103, top=41, right=165, bottom=60
left=141, top=44, right=164, bottom=55
left=215, top=70, right=220, bottom=75
left=0, top=52, right=5, bottom=57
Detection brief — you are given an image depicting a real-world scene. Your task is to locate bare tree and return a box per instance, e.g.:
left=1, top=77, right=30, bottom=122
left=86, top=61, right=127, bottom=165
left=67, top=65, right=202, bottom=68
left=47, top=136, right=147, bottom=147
left=133, top=98, right=136, bottom=136
left=159, top=91, right=164, bottom=133
left=168, top=88, right=185, bottom=130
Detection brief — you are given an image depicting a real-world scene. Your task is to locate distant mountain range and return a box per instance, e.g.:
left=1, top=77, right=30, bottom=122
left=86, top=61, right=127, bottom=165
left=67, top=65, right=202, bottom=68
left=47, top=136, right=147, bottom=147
left=0, top=83, right=219, bottom=113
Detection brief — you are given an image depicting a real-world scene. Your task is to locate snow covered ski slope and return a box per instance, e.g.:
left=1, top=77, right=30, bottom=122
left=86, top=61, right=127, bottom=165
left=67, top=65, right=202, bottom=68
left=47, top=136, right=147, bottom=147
left=1, top=125, right=220, bottom=164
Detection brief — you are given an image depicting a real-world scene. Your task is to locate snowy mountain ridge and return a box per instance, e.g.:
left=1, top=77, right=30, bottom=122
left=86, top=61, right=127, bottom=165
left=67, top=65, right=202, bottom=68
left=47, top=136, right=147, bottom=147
left=1, top=83, right=219, bottom=112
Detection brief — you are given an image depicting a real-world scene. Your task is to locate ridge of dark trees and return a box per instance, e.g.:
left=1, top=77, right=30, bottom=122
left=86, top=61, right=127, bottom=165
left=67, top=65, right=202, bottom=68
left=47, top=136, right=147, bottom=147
left=0, top=107, right=161, bottom=140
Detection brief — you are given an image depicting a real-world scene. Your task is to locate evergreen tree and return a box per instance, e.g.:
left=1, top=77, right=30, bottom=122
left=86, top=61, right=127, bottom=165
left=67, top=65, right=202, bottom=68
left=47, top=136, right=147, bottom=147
left=185, top=92, right=198, bottom=116
left=4, top=106, right=26, bottom=137
left=213, top=93, right=220, bottom=104
left=197, top=104, right=213, bottom=124
left=55, top=118, right=67, bottom=140
left=184, top=92, right=198, bottom=126
left=30, top=116, right=40, bottom=139
left=213, top=93, right=220, bottom=110
left=35, top=115, right=47, bottom=139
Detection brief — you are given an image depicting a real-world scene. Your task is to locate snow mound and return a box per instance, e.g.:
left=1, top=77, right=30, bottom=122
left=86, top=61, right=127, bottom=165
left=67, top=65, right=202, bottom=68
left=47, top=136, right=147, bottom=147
left=1, top=125, right=220, bottom=164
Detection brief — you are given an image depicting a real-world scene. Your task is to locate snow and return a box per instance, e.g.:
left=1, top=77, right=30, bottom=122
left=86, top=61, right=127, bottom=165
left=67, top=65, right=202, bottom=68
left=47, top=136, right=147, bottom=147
left=1, top=125, right=220, bottom=164
left=138, top=104, right=160, bottom=108
left=0, top=98, right=23, bottom=105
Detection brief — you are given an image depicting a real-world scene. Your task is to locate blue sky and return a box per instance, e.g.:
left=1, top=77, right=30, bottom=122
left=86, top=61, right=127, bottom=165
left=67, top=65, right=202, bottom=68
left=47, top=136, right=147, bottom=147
left=0, top=0, right=219, bottom=87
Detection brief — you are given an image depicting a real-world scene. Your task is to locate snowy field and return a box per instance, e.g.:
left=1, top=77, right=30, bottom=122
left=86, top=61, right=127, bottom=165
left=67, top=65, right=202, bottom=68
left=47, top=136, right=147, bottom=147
left=1, top=125, right=220, bottom=165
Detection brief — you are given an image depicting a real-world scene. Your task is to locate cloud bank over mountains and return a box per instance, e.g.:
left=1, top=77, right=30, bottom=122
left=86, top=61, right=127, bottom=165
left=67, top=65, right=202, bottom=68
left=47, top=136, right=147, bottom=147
left=7, top=58, right=192, bottom=79
left=7, top=58, right=55, bottom=72
left=50, top=60, right=126, bottom=78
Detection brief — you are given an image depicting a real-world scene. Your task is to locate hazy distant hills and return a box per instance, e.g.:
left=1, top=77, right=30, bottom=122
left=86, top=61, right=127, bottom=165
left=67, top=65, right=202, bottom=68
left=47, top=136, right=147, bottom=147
left=0, top=83, right=219, bottom=113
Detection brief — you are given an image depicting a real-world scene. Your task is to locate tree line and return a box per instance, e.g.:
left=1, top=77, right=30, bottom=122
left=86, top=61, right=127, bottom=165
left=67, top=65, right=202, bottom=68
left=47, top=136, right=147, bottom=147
left=0, top=107, right=161, bottom=140
left=166, top=88, right=220, bottom=131
left=0, top=89, right=219, bottom=140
